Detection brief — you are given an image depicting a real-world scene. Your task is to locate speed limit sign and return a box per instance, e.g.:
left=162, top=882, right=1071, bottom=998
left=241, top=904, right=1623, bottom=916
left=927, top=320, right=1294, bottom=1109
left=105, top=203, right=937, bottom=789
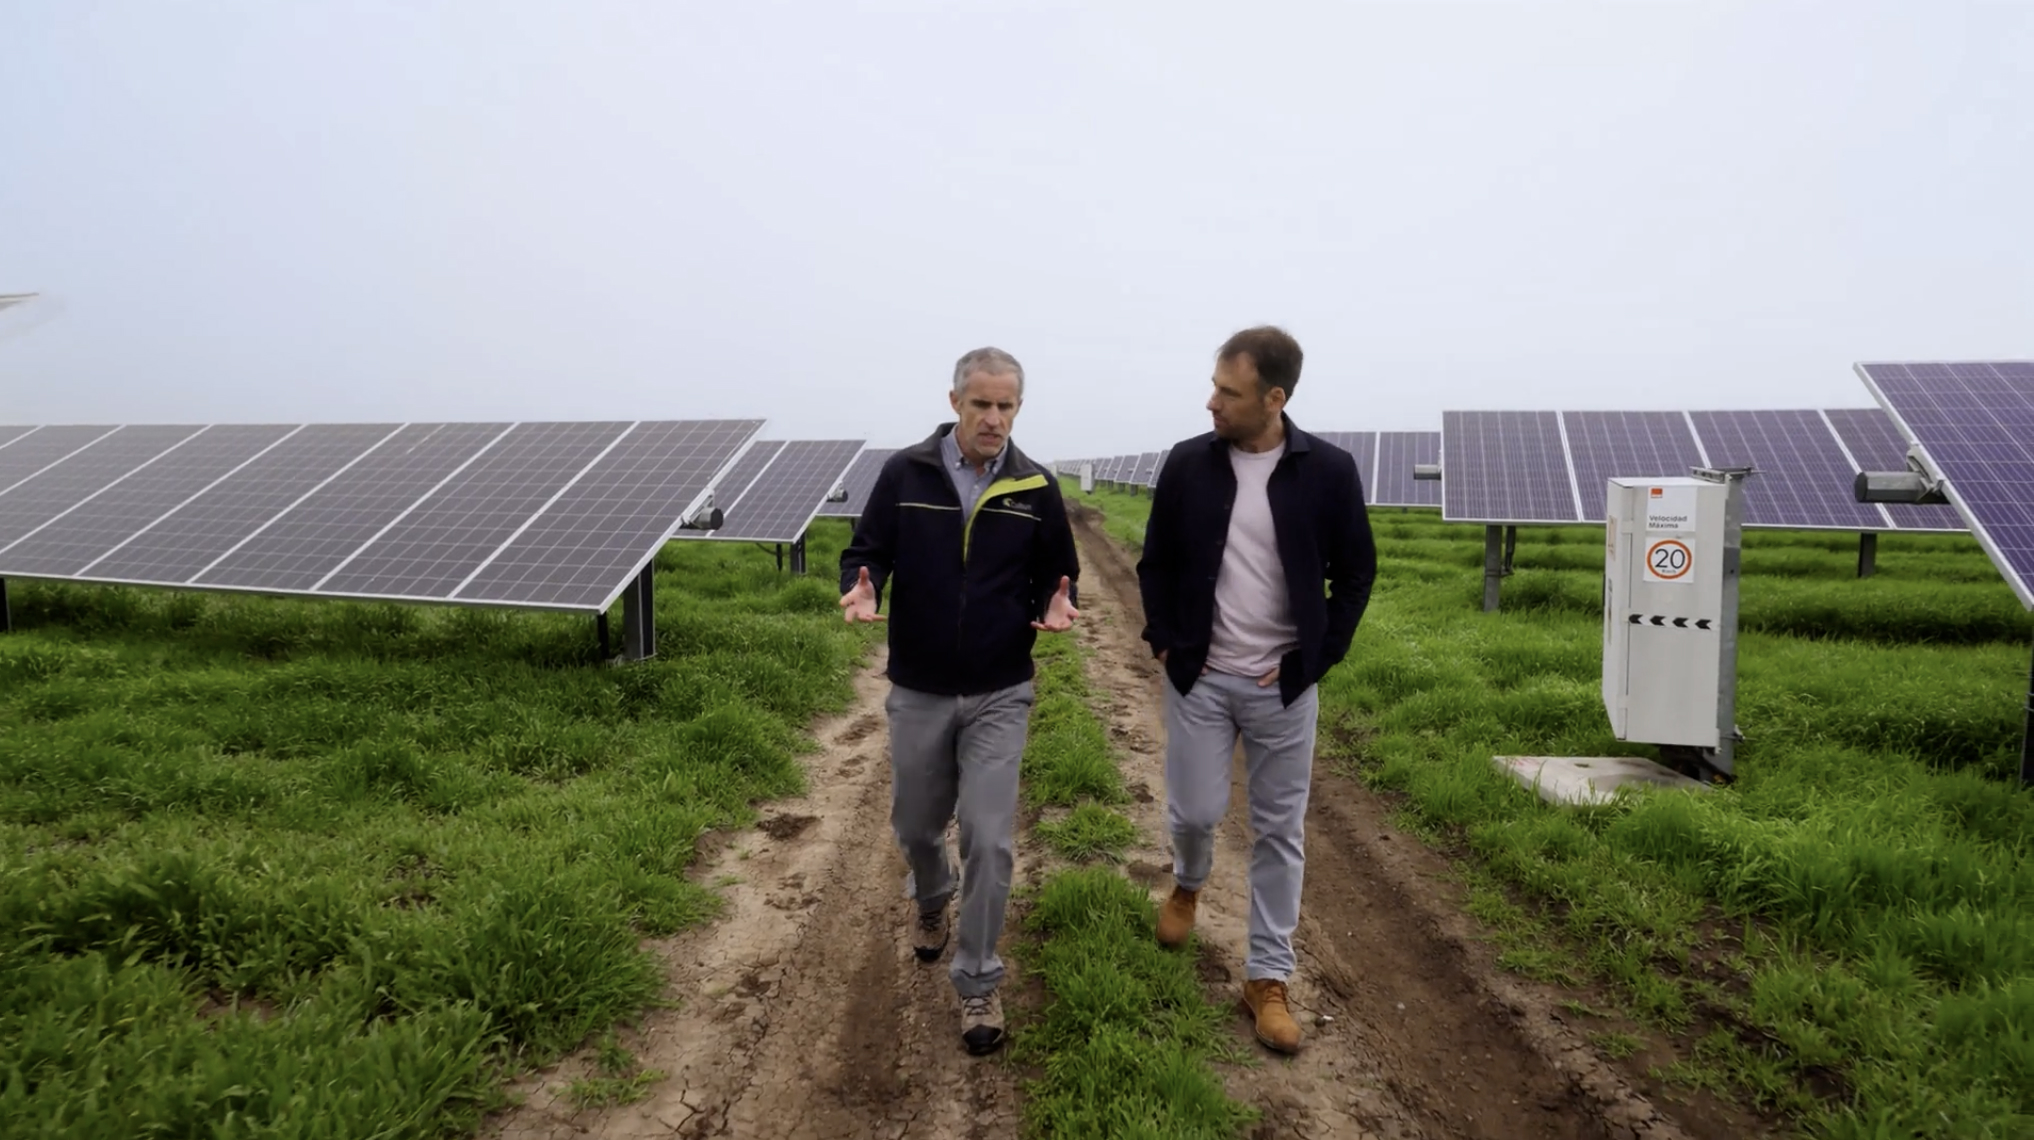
left=1644, top=538, right=1694, bottom=584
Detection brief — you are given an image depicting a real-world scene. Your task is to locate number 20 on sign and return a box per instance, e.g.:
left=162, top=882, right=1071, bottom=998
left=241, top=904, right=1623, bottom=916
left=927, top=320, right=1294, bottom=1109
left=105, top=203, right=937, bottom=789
left=1644, top=538, right=1694, bottom=584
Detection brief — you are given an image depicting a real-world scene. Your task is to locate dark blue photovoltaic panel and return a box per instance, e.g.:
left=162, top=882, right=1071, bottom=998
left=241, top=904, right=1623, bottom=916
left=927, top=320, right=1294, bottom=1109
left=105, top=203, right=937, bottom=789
left=81, top=424, right=402, bottom=585
left=0, top=425, right=205, bottom=550
left=0, top=424, right=298, bottom=577
left=1858, top=361, right=2034, bottom=608
left=455, top=419, right=763, bottom=609
left=1821, top=407, right=1966, bottom=533
left=697, top=439, right=864, bottom=542
left=314, top=421, right=635, bottom=600
left=196, top=422, right=513, bottom=592
left=1373, top=431, right=1440, bottom=508
left=1562, top=412, right=1705, bottom=523
left=1441, top=411, right=1578, bottom=523
left=817, top=448, right=895, bottom=518
left=702, top=441, right=786, bottom=517
left=0, top=426, right=123, bottom=495
left=1686, top=410, right=1886, bottom=531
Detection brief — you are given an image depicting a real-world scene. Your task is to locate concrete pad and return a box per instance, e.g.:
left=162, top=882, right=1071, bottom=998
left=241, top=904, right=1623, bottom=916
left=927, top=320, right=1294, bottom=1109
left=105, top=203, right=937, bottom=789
left=1493, top=754, right=1711, bottom=807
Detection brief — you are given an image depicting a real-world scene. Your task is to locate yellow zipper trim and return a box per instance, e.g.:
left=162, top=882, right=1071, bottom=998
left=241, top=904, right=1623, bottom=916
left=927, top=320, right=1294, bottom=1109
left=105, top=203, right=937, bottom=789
left=963, top=473, right=1048, bottom=561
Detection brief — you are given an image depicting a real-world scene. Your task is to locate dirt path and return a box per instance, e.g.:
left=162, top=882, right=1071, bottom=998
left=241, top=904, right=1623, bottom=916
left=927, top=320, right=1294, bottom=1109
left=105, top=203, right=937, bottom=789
left=1066, top=504, right=1707, bottom=1140
left=483, top=645, right=1026, bottom=1140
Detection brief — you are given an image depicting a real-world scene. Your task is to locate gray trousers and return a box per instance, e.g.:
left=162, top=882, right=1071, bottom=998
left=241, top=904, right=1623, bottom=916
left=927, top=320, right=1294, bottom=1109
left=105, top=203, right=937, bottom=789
left=1163, top=671, right=1318, bottom=981
left=886, top=679, right=1033, bottom=998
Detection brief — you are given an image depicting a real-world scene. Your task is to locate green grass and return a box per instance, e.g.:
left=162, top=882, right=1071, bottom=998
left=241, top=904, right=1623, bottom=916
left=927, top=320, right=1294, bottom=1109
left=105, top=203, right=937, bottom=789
left=1037, top=803, right=1141, bottom=863
left=1073, top=490, right=2034, bottom=1139
left=1066, top=481, right=1156, bottom=553
left=0, top=521, right=877, bottom=1139
left=1014, top=617, right=1253, bottom=1138
left=1018, top=869, right=1259, bottom=1139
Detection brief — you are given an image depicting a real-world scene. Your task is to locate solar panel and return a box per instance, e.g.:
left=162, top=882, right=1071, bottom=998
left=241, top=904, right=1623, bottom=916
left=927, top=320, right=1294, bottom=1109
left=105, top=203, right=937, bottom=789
left=1857, top=361, right=2034, bottom=608
left=314, top=421, right=635, bottom=600
left=1148, top=447, right=1171, bottom=488
left=1132, top=452, right=1159, bottom=485
left=699, top=440, right=785, bottom=515
left=194, top=422, right=514, bottom=592
left=1686, top=410, right=1887, bottom=531
left=1821, top=407, right=1966, bottom=533
left=0, top=424, right=299, bottom=577
left=1441, top=411, right=1579, bottom=523
left=0, top=427, right=36, bottom=450
left=1372, top=432, right=1441, bottom=508
left=0, top=425, right=208, bottom=550
left=689, top=440, right=864, bottom=542
left=79, top=424, right=405, bottom=586
left=455, top=419, right=764, bottom=609
left=817, top=447, right=896, bottom=519
left=0, top=426, right=121, bottom=500
left=1563, top=412, right=1705, bottom=523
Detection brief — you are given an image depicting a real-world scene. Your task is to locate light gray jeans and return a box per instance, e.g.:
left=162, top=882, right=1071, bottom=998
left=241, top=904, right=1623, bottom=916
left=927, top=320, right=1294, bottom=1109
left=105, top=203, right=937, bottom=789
left=886, top=679, right=1033, bottom=998
left=1163, top=670, right=1319, bottom=981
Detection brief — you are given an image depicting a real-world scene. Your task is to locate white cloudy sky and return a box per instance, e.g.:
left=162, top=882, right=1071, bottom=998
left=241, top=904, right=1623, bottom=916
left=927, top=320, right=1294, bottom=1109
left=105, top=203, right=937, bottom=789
left=2, top=1, right=2029, bottom=462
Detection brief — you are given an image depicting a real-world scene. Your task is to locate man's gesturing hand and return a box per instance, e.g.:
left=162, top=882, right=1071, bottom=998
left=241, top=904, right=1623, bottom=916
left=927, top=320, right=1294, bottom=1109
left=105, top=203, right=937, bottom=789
left=1031, top=575, right=1080, bottom=633
left=839, top=566, right=885, bottom=623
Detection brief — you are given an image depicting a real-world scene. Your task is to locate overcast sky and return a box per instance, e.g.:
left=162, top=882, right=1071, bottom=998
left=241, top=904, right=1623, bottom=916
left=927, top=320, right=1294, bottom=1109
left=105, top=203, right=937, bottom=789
left=3, top=2, right=2029, bottom=461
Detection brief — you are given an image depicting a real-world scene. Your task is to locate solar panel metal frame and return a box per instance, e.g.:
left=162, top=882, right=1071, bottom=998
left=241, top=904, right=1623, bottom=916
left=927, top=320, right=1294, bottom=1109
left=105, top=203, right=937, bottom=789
left=1856, top=360, right=2034, bottom=609
left=0, top=419, right=765, bottom=614
left=673, top=439, right=864, bottom=544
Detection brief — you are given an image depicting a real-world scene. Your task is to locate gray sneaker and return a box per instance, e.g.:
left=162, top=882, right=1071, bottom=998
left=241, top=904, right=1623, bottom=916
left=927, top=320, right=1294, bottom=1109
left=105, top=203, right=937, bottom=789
left=960, top=989, right=1005, bottom=1055
left=913, top=905, right=949, bottom=963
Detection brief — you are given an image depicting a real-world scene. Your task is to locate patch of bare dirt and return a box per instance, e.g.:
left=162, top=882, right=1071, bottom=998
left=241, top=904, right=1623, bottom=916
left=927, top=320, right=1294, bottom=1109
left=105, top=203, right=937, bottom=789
left=1066, top=501, right=1756, bottom=1140
left=482, top=646, right=1026, bottom=1140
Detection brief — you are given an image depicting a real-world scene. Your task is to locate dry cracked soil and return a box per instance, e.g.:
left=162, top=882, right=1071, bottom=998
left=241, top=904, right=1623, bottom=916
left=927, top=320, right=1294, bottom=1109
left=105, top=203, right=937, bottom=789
left=481, top=508, right=1770, bottom=1140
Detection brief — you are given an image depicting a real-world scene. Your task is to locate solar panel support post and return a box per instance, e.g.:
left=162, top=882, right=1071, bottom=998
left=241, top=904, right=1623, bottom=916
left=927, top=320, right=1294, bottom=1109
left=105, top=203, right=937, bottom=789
left=1857, top=533, right=1878, bottom=579
left=789, top=535, right=807, bottom=576
left=0, top=577, right=10, bottom=634
left=1503, top=526, right=1518, bottom=576
left=621, top=562, right=656, bottom=662
left=596, top=610, right=610, bottom=660
left=1482, top=526, right=1504, bottom=612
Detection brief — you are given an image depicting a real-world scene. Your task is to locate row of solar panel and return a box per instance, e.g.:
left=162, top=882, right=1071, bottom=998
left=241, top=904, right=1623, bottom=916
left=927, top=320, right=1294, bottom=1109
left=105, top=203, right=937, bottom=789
left=0, top=421, right=769, bottom=611
left=1439, top=407, right=1965, bottom=533
left=1060, top=431, right=1445, bottom=509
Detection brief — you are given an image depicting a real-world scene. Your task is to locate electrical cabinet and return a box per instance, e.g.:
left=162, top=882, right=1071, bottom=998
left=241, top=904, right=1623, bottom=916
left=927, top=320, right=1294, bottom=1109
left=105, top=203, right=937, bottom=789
left=1602, top=476, right=1730, bottom=748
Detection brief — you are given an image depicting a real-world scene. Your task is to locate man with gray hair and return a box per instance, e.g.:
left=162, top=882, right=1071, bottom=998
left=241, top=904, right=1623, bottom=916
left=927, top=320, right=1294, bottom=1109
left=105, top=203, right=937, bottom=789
left=839, top=346, right=1081, bottom=1055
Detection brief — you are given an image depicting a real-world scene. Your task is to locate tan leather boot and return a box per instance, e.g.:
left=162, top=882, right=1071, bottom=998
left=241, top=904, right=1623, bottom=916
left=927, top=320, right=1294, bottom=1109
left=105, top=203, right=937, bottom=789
left=1242, top=978, right=1302, bottom=1054
left=1155, top=885, right=1199, bottom=948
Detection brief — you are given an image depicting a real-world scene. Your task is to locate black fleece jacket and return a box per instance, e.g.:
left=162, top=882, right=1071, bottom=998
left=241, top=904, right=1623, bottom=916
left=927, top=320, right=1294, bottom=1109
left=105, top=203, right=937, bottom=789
left=1136, top=417, right=1378, bottom=706
left=839, top=424, right=1080, bottom=696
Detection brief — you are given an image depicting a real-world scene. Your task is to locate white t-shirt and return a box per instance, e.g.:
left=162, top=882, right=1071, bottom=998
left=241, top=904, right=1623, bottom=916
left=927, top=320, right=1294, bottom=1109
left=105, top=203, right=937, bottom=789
left=1205, top=442, right=1299, bottom=678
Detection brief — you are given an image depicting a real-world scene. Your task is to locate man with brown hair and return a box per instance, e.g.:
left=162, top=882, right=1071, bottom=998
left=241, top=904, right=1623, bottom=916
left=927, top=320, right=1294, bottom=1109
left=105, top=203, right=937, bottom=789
left=1135, top=325, right=1377, bottom=1053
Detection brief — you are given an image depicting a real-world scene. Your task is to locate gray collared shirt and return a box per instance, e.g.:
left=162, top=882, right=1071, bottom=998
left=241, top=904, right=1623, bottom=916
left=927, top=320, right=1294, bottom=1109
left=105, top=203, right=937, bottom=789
left=941, top=429, right=1007, bottom=523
